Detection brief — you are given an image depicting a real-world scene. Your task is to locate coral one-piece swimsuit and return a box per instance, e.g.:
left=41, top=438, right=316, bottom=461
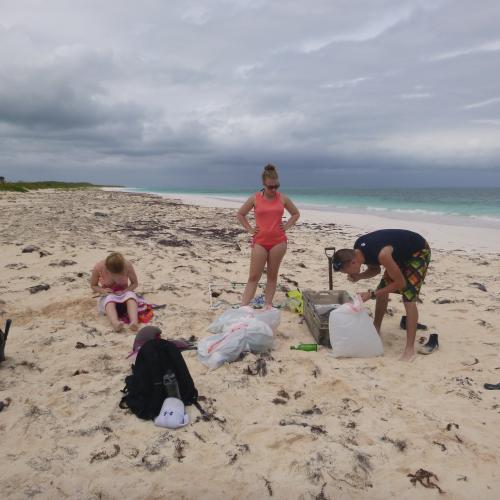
left=252, top=191, right=287, bottom=251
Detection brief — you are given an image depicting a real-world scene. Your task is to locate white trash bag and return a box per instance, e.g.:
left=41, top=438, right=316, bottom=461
left=242, top=319, right=274, bottom=353
left=329, top=295, right=383, bottom=358
left=197, top=323, right=249, bottom=370
left=207, top=306, right=280, bottom=334
left=252, top=307, right=280, bottom=332
left=207, top=306, right=254, bottom=334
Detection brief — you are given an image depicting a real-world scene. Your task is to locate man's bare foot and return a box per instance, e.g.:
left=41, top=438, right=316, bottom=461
left=113, top=321, right=124, bottom=332
left=129, top=322, right=139, bottom=332
left=399, top=349, right=416, bottom=362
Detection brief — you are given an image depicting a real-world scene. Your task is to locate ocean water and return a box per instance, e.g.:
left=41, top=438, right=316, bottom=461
left=123, top=187, right=500, bottom=228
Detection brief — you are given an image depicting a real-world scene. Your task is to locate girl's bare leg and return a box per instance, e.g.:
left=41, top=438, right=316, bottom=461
left=264, top=242, right=287, bottom=307
left=105, top=303, right=124, bottom=332
left=241, top=245, right=268, bottom=305
left=126, top=299, right=139, bottom=331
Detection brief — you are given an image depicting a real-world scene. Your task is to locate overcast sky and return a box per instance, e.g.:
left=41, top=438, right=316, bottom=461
left=1, top=0, right=500, bottom=188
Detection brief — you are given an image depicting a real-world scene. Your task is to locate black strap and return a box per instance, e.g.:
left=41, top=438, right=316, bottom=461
left=193, top=401, right=207, bottom=415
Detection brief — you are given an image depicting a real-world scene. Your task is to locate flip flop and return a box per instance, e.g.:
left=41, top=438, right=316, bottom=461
left=484, top=383, right=500, bottom=390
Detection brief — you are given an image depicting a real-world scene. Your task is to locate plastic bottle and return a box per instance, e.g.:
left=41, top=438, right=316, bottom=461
left=290, top=343, right=318, bottom=352
left=163, top=370, right=181, bottom=399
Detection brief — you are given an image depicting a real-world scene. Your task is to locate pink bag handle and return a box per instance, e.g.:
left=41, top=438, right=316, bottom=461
left=207, top=321, right=248, bottom=353
left=345, top=294, right=363, bottom=313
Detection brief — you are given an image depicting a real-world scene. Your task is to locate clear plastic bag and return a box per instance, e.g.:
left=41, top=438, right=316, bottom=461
left=197, top=324, right=249, bottom=369
left=207, top=306, right=254, bottom=334
left=242, top=319, right=274, bottom=353
left=208, top=306, right=280, bottom=334
left=329, top=295, right=383, bottom=358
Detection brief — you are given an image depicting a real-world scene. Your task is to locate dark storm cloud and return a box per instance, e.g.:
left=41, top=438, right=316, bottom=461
left=1, top=0, right=500, bottom=186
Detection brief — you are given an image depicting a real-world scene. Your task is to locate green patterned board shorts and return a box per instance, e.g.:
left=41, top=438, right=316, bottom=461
left=377, top=244, right=431, bottom=302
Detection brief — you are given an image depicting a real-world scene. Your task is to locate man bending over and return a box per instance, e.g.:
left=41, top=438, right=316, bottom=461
left=332, top=229, right=431, bottom=361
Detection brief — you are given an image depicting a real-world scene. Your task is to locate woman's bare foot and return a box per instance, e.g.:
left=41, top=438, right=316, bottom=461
left=399, top=348, right=416, bottom=362
left=129, top=322, right=139, bottom=332
left=112, top=321, right=125, bottom=332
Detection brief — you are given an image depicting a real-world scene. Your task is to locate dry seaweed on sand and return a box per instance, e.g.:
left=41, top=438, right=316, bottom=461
left=408, top=468, right=445, bottom=494
left=89, top=444, right=120, bottom=464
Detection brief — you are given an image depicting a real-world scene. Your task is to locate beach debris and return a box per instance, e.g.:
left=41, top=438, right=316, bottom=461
left=158, top=238, right=192, bottom=247
left=89, top=444, right=120, bottom=463
left=277, top=389, right=290, bottom=400
left=29, top=283, right=50, bottom=294
left=227, top=443, right=250, bottom=465
left=432, top=298, right=453, bottom=304
left=140, top=452, right=169, bottom=471
left=193, top=431, right=206, bottom=443
left=39, top=250, right=51, bottom=257
left=272, top=398, right=288, bottom=405
left=263, top=477, right=273, bottom=496
left=408, top=468, right=445, bottom=494
left=75, top=341, right=98, bottom=349
left=194, top=397, right=226, bottom=428
left=4, top=262, right=27, bottom=269
left=477, top=319, right=493, bottom=328
left=432, top=441, right=446, bottom=452
left=315, top=482, right=328, bottom=500
left=446, top=423, right=459, bottom=431
left=72, top=369, right=89, bottom=376
left=470, top=282, right=487, bottom=292
left=381, top=435, right=407, bottom=452
left=22, top=245, right=40, bottom=253
left=457, top=475, right=468, bottom=481
left=62, top=385, right=71, bottom=392
left=462, top=358, right=479, bottom=366
left=244, top=355, right=268, bottom=377
left=280, top=274, right=299, bottom=286
left=10, top=360, right=42, bottom=372
left=484, top=382, right=500, bottom=390
left=49, top=259, right=77, bottom=267
left=301, top=405, right=322, bottom=416
left=174, top=438, right=187, bottom=462
left=279, top=419, right=327, bottom=435
left=0, top=397, right=12, bottom=412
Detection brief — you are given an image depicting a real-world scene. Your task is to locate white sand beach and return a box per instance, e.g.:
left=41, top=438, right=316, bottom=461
left=1, top=188, right=499, bottom=499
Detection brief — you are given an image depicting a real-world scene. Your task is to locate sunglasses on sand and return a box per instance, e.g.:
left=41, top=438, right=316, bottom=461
left=264, top=183, right=280, bottom=190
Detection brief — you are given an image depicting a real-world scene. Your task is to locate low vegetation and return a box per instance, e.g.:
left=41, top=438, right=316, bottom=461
left=0, top=181, right=115, bottom=192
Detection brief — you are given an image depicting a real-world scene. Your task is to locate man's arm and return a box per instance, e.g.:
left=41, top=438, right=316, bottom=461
left=374, top=247, right=406, bottom=297
left=348, top=265, right=381, bottom=282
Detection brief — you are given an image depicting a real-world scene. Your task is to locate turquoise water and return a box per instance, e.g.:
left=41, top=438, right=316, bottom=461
left=126, top=186, right=500, bottom=222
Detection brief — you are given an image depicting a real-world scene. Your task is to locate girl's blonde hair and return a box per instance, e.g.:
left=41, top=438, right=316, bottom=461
left=105, top=252, right=125, bottom=274
left=262, top=163, right=279, bottom=183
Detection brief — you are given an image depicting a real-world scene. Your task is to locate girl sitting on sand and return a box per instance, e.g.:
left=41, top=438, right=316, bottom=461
left=90, top=252, right=153, bottom=332
left=237, top=164, right=300, bottom=308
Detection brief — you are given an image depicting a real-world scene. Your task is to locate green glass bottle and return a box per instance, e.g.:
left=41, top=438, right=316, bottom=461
left=290, top=343, right=318, bottom=352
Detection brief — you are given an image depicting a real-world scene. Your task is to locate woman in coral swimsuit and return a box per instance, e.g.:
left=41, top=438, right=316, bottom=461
left=237, top=164, right=300, bottom=307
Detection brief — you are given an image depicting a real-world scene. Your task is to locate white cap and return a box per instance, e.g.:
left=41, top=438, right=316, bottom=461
left=154, top=397, right=190, bottom=429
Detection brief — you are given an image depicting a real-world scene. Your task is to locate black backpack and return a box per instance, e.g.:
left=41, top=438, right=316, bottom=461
left=120, top=338, right=199, bottom=420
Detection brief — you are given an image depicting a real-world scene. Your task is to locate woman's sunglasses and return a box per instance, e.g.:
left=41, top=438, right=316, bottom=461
left=264, top=183, right=280, bottom=190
